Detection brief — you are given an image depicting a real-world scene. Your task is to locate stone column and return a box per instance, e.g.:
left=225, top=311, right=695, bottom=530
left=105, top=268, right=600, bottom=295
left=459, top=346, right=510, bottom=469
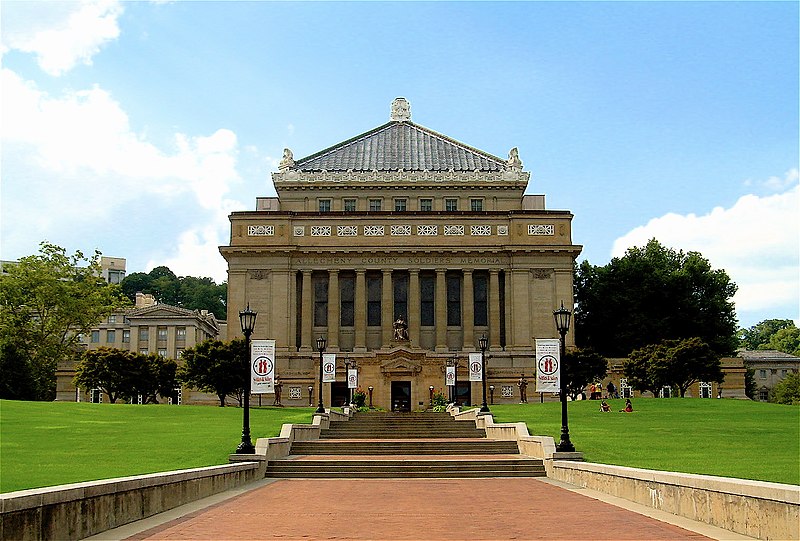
left=409, top=268, right=420, bottom=347
left=510, top=268, right=531, bottom=350
left=435, top=268, right=447, bottom=352
left=463, top=269, right=474, bottom=351
left=381, top=269, right=393, bottom=347
left=327, top=270, right=339, bottom=351
left=489, top=269, right=501, bottom=350
left=354, top=269, right=366, bottom=352
left=300, top=270, right=312, bottom=351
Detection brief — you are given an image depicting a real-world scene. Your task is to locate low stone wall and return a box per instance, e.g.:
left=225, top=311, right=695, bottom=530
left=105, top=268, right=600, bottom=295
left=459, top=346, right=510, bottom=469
left=254, top=409, right=349, bottom=461
left=0, top=462, right=263, bottom=541
left=552, top=461, right=800, bottom=541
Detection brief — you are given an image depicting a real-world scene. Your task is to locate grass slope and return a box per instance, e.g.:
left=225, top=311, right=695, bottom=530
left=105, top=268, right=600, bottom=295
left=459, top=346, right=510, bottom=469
left=490, top=398, right=800, bottom=485
left=0, top=401, right=312, bottom=493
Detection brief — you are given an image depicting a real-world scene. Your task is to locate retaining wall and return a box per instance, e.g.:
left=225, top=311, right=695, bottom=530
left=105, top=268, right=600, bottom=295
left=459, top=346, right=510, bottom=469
left=0, top=462, right=263, bottom=541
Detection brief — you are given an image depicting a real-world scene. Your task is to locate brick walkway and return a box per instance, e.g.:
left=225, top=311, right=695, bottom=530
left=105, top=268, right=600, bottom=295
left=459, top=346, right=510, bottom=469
left=123, top=478, right=717, bottom=541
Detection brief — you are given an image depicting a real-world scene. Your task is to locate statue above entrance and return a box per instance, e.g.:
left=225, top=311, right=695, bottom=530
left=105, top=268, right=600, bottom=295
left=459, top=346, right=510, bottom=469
left=393, top=315, right=409, bottom=341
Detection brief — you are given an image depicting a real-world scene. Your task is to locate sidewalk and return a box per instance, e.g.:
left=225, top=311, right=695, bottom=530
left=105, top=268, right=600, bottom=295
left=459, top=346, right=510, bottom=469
left=87, top=477, right=754, bottom=541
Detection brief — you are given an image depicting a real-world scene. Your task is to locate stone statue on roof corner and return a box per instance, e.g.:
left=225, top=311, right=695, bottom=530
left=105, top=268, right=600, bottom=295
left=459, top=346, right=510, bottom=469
left=390, top=97, right=411, bottom=121
left=507, top=147, right=523, bottom=171
left=279, top=148, right=294, bottom=170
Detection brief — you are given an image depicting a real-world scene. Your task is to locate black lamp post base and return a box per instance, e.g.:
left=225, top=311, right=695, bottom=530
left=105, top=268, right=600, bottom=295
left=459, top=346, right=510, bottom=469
left=556, top=441, right=576, bottom=452
left=479, top=404, right=491, bottom=413
left=315, top=405, right=326, bottom=414
left=235, top=441, right=255, bottom=454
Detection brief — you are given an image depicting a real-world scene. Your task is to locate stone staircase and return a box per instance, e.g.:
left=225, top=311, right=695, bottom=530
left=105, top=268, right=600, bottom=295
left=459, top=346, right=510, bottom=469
left=266, top=412, right=545, bottom=479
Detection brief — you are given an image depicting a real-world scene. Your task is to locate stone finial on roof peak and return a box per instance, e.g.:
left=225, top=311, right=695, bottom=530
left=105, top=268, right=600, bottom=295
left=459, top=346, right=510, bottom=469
left=390, top=97, right=411, bottom=121
left=279, top=148, right=295, bottom=171
left=507, top=147, right=523, bottom=171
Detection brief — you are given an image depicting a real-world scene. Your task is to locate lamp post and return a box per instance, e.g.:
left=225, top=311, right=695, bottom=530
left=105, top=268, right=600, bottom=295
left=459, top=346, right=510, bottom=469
left=479, top=334, right=490, bottom=413
left=315, top=336, right=327, bottom=414
left=368, top=386, right=374, bottom=408
left=345, top=358, right=356, bottom=405
left=308, top=385, right=314, bottom=407
left=452, top=356, right=459, bottom=405
left=235, top=304, right=257, bottom=454
left=489, top=385, right=495, bottom=405
left=429, top=385, right=434, bottom=409
left=553, top=301, right=575, bottom=452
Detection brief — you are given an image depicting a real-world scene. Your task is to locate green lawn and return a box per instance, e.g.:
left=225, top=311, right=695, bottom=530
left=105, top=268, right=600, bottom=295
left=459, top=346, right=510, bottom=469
left=490, top=398, right=800, bottom=485
left=0, top=400, right=313, bottom=493
left=2, top=399, right=798, bottom=493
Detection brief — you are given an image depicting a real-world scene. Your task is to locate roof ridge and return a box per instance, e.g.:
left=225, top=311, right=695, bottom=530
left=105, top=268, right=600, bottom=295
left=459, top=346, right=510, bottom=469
left=407, top=121, right=506, bottom=166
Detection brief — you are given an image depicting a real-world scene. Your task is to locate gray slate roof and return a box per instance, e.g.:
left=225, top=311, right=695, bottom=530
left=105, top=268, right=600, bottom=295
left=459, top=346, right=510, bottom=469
left=738, top=349, right=800, bottom=360
left=294, top=121, right=507, bottom=172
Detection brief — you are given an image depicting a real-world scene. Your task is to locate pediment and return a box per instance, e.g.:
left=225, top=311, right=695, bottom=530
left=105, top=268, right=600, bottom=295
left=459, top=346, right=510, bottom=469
left=380, top=357, right=423, bottom=377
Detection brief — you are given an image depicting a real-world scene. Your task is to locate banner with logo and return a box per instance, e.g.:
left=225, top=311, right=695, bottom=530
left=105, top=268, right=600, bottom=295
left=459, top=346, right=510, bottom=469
left=347, top=368, right=358, bottom=389
left=535, top=339, right=561, bottom=393
left=445, top=366, right=456, bottom=386
left=322, top=353, right=337, bottom=383
left=468, top=352, right=483, bottom=382
left=250, top=340, right=275, bottom=394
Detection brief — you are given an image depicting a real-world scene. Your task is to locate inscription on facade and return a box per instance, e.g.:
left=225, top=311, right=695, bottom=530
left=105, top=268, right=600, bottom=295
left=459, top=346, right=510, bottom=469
left=294, top=255, right=503, bottom=266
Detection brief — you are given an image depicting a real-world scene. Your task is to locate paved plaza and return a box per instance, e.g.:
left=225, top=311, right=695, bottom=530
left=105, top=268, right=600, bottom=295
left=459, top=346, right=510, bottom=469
left=89, top=477, right=753, bottom=541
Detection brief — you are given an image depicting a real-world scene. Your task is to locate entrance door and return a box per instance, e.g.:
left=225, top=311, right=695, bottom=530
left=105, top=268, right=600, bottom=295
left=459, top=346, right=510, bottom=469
left=331, top=382, right=350, bottom=407
left=391, top=381, right=411, bottom=412
left=455, top=381, right=471, bottom=406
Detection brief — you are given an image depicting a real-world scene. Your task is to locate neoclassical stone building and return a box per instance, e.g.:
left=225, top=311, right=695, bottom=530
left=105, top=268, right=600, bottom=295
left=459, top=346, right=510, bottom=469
left=221, top=98, right=582, bottom=410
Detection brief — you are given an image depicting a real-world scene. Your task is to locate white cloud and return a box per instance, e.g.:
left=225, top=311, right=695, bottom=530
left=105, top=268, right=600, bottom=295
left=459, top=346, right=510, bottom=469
left=1, top=0, right=123, bottom=76
left=1, top=68, right=243, bottom=283
left=612, top=173, right=799, bottom=322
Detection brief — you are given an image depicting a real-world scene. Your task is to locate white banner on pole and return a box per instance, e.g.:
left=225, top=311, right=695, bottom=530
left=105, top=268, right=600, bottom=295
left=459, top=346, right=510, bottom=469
left=535, top=339, right=561, bottom=393
left=250, top=340, right=275, bottom=394
left=322, top=353, right=337, bottom=383
left=347, top=368, right=358, bottom=389
left=468, top=352, right=483, bottom=382
left=445, top=366, right=456, bottom=386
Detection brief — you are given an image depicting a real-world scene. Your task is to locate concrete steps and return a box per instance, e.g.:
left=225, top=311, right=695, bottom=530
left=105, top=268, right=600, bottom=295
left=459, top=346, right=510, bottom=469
left=270, top=411, right=542, bottom=479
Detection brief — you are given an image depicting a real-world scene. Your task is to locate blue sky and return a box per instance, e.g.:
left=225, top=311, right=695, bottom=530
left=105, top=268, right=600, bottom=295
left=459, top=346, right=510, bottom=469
left=1, top=1, right=798, bottom=329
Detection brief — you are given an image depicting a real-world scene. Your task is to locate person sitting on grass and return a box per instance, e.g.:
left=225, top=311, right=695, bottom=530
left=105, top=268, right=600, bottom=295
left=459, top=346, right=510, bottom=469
left=620, top=398, right=633, bottom=413
left=600, top=400, right=611, bottom=412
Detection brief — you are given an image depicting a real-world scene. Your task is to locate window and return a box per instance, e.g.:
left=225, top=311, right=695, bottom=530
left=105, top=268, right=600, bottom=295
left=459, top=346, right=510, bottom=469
left=313, top=273, right=328, bottom=327
left=759, top=369, right=767, bottom=379
left=318, top=199, right=331, bottom=212
left=340, top=273, right=355, bottom=327
left=369, top=199, right=382, bottom=211
left=176, top=349, right=184, bottom=358
left=107, top=270, right=124, bottom=284
left=420, top=273, right=435, bottom=326
left=91, top=389, right=103, bottom=403
left=699, top=382, right=712, bottom=399
left=106, top=330, right=116, bottom=343
left=108, top=315, right=117, bottom=324
left=420, top=198, right=433, bottom=212
left=139, top=348, right=149, bottom=355
left=473, top=272, right=488, bottom=326
left=367, top=274, right=381, bottom=326
left=394, top=199, right=407, bottom=212
left=139, top=328, right=149, bottom=342
left=91, top=330, right=100, bottom=343
left=445, top=198, right=458, bottom=212
left=446, top=274, right=461, bottom=326
left=122, top=330, right=130, bottom=343
left=344, top=199, right=357, bottom=212
left=176, top=327, right=186, bottom=340
left=158, top=349, right=168, bottom=358
left=470, top=199, right=483, bottom=211
left=781, top=369, right=788, bottom=377
left=157, top=327, right=168, bottom=340
left=393, top=273, right=408, bottom=321
left=758, top=389, right=769, bottom=401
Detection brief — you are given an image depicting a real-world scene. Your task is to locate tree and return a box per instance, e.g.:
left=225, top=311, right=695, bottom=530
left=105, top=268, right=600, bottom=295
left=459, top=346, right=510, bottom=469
left=738, top=319, right=795, bottom=350
left=769, top=373, right=800, bottom=405
left=624, top=338, right=723, bottom=398
left=179, top=339, right=245, bottom=407
left=0, top=338, right=36, bottom=400
left=762, top=327, right=800, bottom=356
left=563, top=348, right=608, bottom=400
left=120, top=267, right=227, bottom=319
left=575, top=239, right=738, bottom=358
left=74, top=347, right=133, bottom=403
left=0, top=242, right=129, bottom=400
left=744, top=367, right=756, bottom=399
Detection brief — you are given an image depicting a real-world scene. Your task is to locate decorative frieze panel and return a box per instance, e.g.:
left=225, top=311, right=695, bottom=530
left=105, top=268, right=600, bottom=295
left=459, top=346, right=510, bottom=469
left=248, top=225, right=274, bottom=236
left=471, top=225, right=491, bottom=236
left=417, top=225, right=438, bottom=236
left=391, top=225, right=411, bottom=236
left=532, top=269, right=553, bottom=280
left=444, top=225, right=464, bottom=236
left=293, top=226, right=305, bottom=236
left=364, top=225, right=385, bottom=236
left=249, top=270, right=270, bottom=280
left=528, top=224, right=555, bottom=236
left=288, top=387, right=301, bottom=400
left=501, top=385, right=513, bottom=398
left=310, top=225, right=331, bottom=237
left=337, top=225, right=357, bottom=237
left=497, top=225, right=509, bottom=236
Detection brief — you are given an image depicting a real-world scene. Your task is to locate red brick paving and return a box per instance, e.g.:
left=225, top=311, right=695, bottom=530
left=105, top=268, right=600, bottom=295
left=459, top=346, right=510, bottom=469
left=128, top=478, right=711, bottom=540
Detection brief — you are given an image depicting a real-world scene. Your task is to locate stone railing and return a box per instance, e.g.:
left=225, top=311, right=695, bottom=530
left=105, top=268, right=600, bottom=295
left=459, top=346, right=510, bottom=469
left=0, top=462, right=263, bottom=541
